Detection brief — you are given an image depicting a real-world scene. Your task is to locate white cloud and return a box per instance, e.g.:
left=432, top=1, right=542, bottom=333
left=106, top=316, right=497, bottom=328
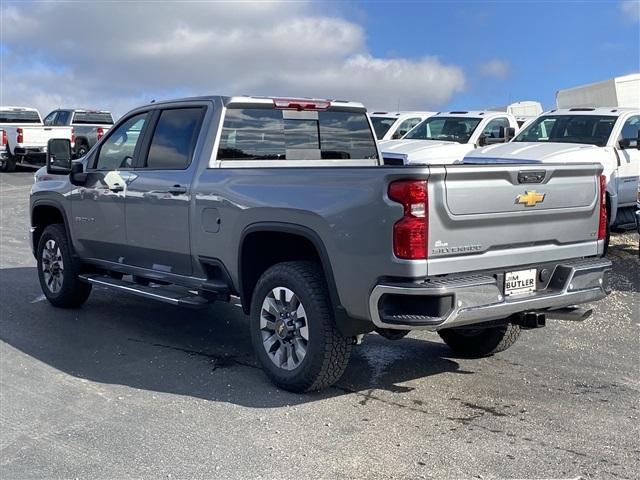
left=0, top=2, right=465, bottom=117
left=479, top=59, right=511, bottom=80
left=620, top=0, right=640, bottom=22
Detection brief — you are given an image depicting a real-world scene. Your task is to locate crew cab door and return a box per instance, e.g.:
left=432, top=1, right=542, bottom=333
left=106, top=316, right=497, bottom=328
left=71, top=112, right=149, bottom=262
left=615, top=114, right=640, bottom=206
left=124, top=105, right=206, bottom=276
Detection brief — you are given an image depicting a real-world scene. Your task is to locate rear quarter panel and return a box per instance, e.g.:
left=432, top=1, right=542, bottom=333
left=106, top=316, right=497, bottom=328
left=192, top=167, right=431, bottom=320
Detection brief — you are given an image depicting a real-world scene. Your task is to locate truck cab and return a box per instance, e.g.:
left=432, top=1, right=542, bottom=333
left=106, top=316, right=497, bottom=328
left=369, top=111, right=436, bottom=140
left=379, top=111, right=519, bottom=165
left=466, top=108, right=640, bottom=230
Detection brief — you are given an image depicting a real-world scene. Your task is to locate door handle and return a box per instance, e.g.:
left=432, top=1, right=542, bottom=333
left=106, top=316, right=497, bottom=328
left=168, top=185, right=187, bottom=195
left=109, top=183, right=124, bottom=192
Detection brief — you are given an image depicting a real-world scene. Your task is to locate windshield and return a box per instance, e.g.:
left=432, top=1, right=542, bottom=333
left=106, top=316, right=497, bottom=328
left=0, top=109, right=41, bottom=124
left=370, top=116, right=397, bottom=139
left=218, top=108, right=379, bottom=161
left=73, top=112, right=113, bottom=125
left=513, top=115, right=616, bottom=146
left=404, top=116, right=482, bottom=143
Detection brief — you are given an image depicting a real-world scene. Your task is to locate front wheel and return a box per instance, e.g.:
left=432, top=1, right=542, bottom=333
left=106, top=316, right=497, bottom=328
left=438, top=323, right=520, bottom=358
left=250, top=261, right=352, bottom=392
left=37, top=224, right=92, bottom=308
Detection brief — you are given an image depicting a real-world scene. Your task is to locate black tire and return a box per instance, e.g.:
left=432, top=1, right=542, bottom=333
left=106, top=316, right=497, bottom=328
left=438, top=323, right=520, bottom=358
left=74, top=142, right=89, bottom=159
left=37, top=224, right=92, bottom=308
left=1, top=153, right=16, bottom=172
left=250, top=261, right=352, bottom=392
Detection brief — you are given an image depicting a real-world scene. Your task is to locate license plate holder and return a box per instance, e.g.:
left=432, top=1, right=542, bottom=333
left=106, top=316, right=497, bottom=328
left=504, top=268, right=537, bottom=296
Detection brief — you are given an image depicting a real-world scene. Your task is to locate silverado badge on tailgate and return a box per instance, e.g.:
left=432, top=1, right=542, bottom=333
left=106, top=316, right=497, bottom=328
left=516, top=190, right=545, bottom=207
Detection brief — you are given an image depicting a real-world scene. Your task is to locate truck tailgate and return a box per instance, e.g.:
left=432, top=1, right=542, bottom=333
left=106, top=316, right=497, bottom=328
left=427, top=163, right=603, bottom=276
left=24, top=126, right=71, bottom=147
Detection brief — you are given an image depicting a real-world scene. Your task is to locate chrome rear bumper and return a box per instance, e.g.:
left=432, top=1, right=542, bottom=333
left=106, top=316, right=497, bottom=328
left=369, top=258, right=611, bottom=331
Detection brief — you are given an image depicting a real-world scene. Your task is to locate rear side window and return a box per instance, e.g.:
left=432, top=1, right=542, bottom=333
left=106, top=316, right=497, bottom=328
left=217, top=108, right=378, bottom=161
left=54, top=111, right=71, bottom=126
left=72, top=112, right=114, bottom=125
left=0, top=109, right=41, bottom=123
left=145, top=107, right=204, bottom=169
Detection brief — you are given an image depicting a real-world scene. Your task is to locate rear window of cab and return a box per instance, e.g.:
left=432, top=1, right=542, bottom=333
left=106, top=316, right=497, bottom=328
left=217, top=108, right=378, bottom=161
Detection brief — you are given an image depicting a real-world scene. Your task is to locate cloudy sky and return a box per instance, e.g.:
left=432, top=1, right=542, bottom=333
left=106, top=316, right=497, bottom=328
left=1, top=1, right=638, bottom=119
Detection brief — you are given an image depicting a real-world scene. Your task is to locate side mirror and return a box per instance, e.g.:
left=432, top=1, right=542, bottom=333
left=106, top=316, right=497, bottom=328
left=46, top=139, right=73, bottom=175
left=618, top=131, right=640, bottom=150
left=477, top=135, right=488, bottom=147
left=505, top=127, right=516, bottom=142
left=70, top=161, right=87, bottom=186
left=391, top=131, right=403, bottom=139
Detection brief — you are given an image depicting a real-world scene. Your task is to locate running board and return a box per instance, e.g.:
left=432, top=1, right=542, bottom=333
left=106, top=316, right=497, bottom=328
left=79, top=274, right=210, bottom=309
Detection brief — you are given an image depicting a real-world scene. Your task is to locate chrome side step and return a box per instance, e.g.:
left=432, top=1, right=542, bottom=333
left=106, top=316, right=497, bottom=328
left=79, top=274, right=210, bottom=309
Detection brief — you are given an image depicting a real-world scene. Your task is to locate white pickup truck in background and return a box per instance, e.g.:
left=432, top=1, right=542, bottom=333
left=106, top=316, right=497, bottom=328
left=379, top=110, right=519, bottom=165
left=466, top=107, right=640, bottom=233
left=0, top=106, right=73, bottom=172
left=369, top=111, right=435, bottom=140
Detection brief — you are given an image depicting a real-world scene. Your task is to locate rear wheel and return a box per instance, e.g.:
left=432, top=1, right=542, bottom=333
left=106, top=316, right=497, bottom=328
left=438, top=323, right=520, bottom=358
left=250, top=261, right=352, bottom=392
left=0, top=153, right=16, bottom=172
left=37, top=224, right=92, bottom=308
left=74, top=142, right=89, bottom=159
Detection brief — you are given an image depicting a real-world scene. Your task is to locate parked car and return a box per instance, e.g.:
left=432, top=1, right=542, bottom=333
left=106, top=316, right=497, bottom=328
left=466, top=108, right=640, bottom=241
left=379, top=111, right=519, bottom=165
left=31, top=95, right=610, bottom=392
left=369, top=111, right=436, bottom=140
left=0, top=106, right=73, bottom=172
left=43, top=109, right=114, bottom=158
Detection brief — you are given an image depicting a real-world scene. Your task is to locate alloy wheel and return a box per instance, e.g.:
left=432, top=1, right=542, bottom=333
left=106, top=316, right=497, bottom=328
left=260, top=287, right=309, bottom=371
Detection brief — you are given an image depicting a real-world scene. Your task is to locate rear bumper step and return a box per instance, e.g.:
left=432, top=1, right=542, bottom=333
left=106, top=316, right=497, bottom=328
left=369, top=257, right=611, bottom=331
left=79, top=274, right=210, bottom=309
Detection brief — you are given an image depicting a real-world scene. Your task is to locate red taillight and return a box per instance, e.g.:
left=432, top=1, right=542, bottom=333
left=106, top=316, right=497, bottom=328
left=273, top=98, right=331, bottom=111
left=70, top=127, right=75, bottom=146
left=388, top=179, right=428, bottom=259
left=16, top=128, right=23, bottom=144
left=597, top=174, right=607, bottom=241
left=96, top=127, right=104, bottom=141
left=1, top=130, right=6, bottom=146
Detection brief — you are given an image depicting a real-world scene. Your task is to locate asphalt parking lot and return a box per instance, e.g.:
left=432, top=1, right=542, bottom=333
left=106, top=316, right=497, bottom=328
left=1, top=170, right=638, bottom=479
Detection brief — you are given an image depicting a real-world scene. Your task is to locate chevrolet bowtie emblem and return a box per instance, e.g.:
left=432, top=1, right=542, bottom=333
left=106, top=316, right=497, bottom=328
left=516, top=190, right=546, bottom=207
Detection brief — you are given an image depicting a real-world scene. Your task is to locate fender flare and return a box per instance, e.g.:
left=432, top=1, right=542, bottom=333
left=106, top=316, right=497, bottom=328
left=31, top=198, right=74, bottom=254
left=238, top=222, right=372, bottom=337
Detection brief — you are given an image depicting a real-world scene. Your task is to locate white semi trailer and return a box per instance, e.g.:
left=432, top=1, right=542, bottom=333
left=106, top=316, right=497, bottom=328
left=556, top=74, right=640, bottom=109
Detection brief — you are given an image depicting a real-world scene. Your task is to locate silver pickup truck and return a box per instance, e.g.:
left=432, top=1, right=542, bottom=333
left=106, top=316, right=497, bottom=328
left=31, top=95, right=611, bottom=392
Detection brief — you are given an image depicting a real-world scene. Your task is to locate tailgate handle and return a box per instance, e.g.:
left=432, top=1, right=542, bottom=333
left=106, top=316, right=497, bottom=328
left=518, top=170, right=546, bottom=184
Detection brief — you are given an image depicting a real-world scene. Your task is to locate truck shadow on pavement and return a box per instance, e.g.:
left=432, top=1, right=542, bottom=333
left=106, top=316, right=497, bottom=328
left=0, top=267, right=464, bottom=407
